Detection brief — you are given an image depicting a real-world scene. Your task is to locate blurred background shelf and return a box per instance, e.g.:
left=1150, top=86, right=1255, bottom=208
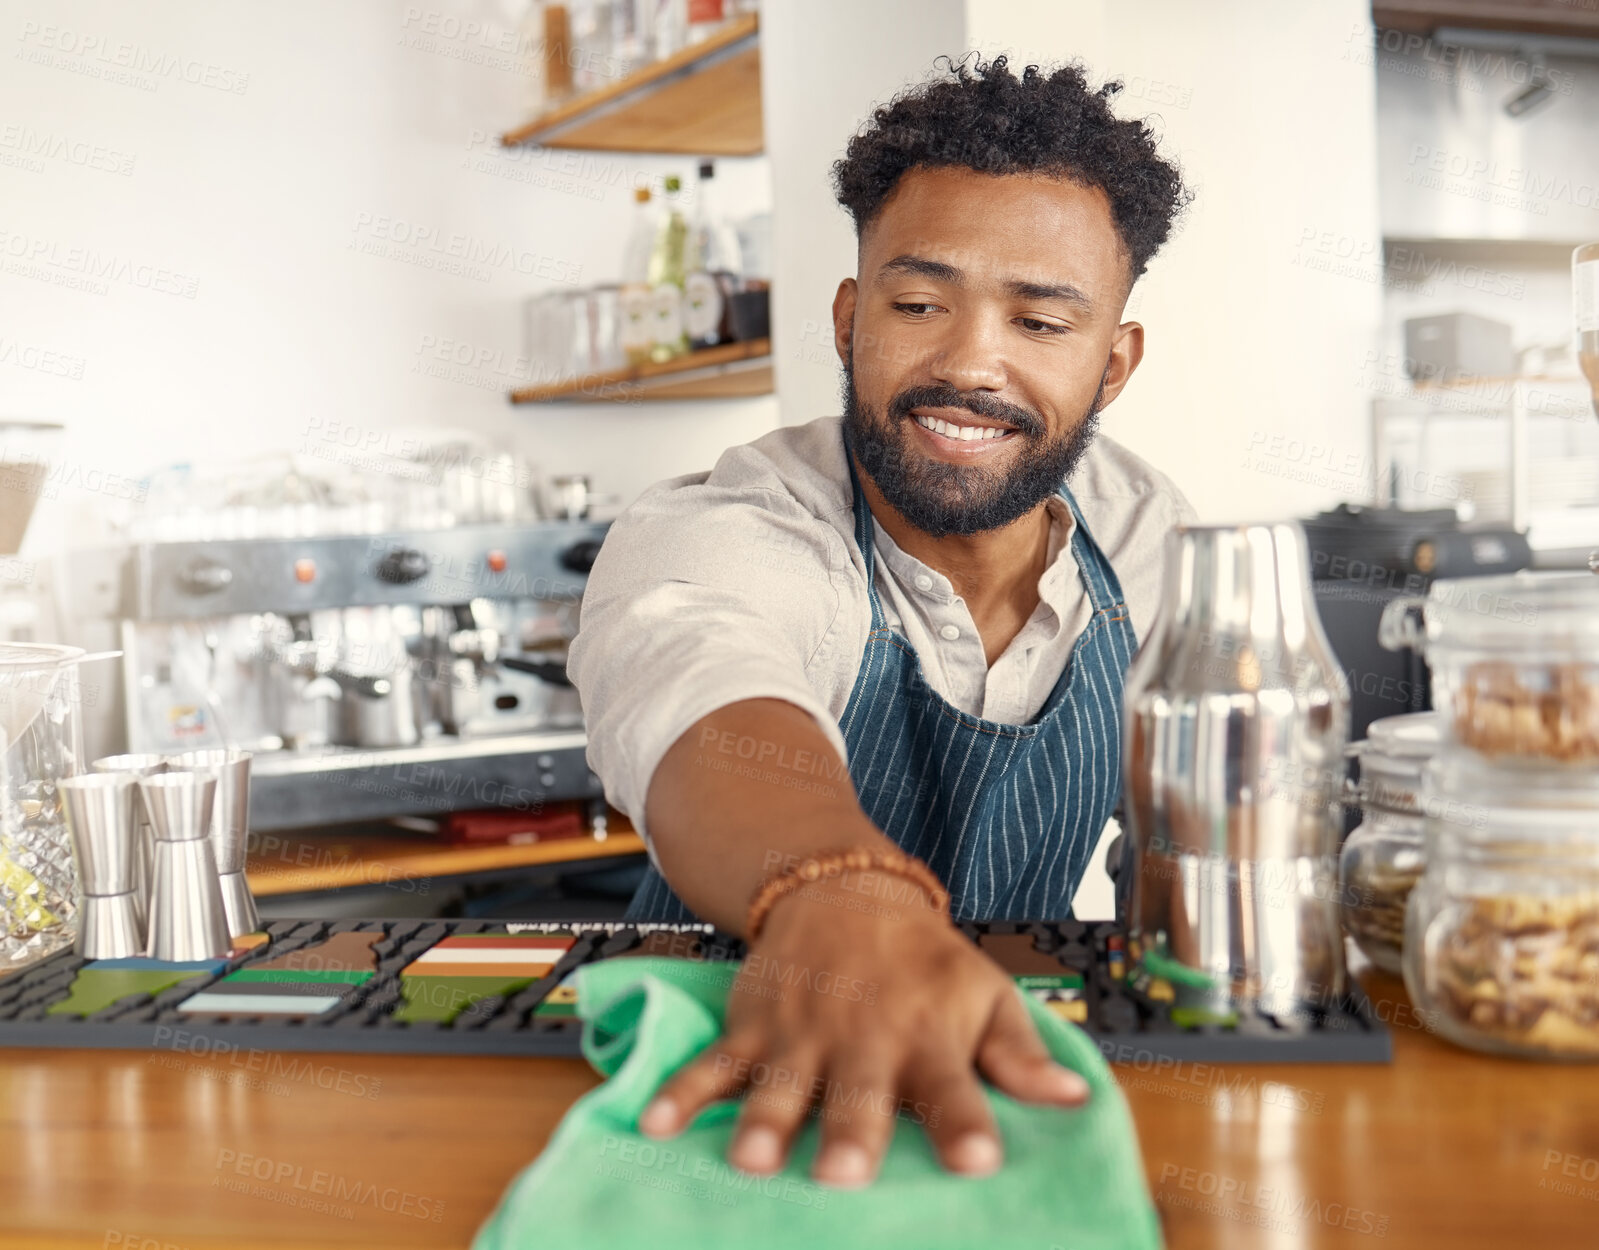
left=510, top=336, right=771, bottom=403
left=501, top=11, right=761, bottom=154
left=247, top=814, right=646, bottom=898
left=1371, top=1, right=1599, bottom=38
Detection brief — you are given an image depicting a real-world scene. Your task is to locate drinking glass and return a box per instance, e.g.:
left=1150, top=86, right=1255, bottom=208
left=1576, top=243, right=1598, bottom=420
left=589, top=285, right=626, bottom=373
left=1576, top=245, right=1598, bottom=573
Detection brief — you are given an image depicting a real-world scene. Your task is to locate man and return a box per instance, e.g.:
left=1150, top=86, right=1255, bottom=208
left=570, top=55, right=1193, bottom=1190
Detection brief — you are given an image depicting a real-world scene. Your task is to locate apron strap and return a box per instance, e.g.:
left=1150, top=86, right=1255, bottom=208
left=1054, top=484, right=1128, bottom=616
left=842, top=427, right=1130, bottom=627
left=842, top=441, right=890, bottom=631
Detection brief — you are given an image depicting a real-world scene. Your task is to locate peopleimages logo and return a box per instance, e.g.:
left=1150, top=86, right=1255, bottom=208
left=0, top=225, right=199, bottom=298
left=1157, top=1163, right=1389, bottom=1236
left=212, top=1149, right=443, bottom=1222
left=349, top=212, right=582, bottom=285
left=15, top=21, right=250, bottom=94
left=0, top=125, right=136, bottom=175
left=1405, top=145, right=1599, bottom=215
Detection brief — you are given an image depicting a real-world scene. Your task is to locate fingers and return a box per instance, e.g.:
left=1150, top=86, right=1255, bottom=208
left=639, top=1032, right=761, bottom=1138
left=727, top=1048, right=824, bottom=1176
left=903, top=1060, right=1003, bottom=1178
left=975, top=987, right=1090, bottom=1108
left=810, top=1056, right=901, bottom=1189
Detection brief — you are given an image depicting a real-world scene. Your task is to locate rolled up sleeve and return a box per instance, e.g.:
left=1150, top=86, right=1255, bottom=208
left=568, top=480, right=850, bottom=848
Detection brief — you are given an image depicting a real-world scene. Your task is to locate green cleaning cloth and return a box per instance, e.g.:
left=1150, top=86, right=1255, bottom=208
left=473, top=957, right=1161, bottom=1249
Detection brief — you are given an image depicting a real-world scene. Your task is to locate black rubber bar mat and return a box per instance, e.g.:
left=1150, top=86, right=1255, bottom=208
left=0, top=918, right=1390, bottom=1063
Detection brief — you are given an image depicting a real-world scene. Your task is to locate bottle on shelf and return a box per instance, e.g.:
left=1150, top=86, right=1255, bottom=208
left=516, top=1, right=549, bottom=115
left=1576, top=242, right=1598, bottom=419
left=646, top=174, right=691, bottom=362
left=608, top=0, right=648, bottom=75
left=567, top=0, right=610, bottom=95
left=537, top=3, right=575, bottom=106
left=647, top=0, right=687, bottom=61
left=620, top=186, right=659, bottom=366
left=684, top=159, right=744, bottom=350
left=686, top=0, right=726, bottom=44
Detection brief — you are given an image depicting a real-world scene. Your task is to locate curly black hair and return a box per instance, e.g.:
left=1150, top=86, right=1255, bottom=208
left=832, top=54, right=1191, bottom=282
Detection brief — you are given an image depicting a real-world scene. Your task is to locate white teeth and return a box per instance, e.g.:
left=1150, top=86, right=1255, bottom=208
left=914, top=414, right=1006, bottom=442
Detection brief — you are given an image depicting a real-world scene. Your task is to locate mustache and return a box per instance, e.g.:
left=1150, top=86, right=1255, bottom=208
left=887, top=384, right=1044, bottom=439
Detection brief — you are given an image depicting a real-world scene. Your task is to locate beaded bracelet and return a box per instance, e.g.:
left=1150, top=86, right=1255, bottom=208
left=745, top=847, right=950, bottom=941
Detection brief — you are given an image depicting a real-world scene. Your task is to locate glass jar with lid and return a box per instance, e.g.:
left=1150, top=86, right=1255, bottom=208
left=1379, top=571, right=1599, bottom=767
left=1403, top=755, right=1599, bottom=1060
left=1340, top=711, right=1441, bottom=973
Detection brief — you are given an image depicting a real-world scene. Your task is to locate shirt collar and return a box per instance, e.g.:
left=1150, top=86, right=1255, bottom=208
left=871, top=494, right=1080, bottom=625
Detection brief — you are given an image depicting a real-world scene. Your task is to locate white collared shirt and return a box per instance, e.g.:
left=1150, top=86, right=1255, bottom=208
left=569, top=416, right=1196, bottom=838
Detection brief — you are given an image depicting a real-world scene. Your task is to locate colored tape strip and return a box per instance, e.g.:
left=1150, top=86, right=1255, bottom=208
left=179, top=993, right=343, bottom=1015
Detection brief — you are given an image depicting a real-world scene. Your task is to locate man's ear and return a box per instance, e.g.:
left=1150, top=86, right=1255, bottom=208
left=1098, top=320, right=1145, bottom=408
left=832, top=278, right=858, bottom=366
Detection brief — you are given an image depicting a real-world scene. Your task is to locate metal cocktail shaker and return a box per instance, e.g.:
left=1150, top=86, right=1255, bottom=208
left=167, top=749, right=258, bottom=938
left=1122, top=522, right=1350, bottom=1018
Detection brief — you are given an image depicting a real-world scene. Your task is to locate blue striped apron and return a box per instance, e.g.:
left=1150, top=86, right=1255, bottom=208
left=624, top=451, right=1138, bottom=923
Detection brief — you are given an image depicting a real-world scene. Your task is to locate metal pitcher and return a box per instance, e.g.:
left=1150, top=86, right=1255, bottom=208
left=1121, top=522, right=1350, bottom=1018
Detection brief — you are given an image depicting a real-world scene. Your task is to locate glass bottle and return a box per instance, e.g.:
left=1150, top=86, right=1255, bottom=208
left=567, top=0, right=611, bottom=95
left=685, top=160, right=743, bottom=350
left=1575, top=242, right=1598, bottom=420
left=516, top=1, right=548, bottom=115
left=686, top=0, right=725, bottom=44
left=646, top=175, right=690, bottom=362
left=619, top=186, right=658, bottom=366
left=649, top=0, right=686, bottom=61
left=538, top=3, right=575, bottom=105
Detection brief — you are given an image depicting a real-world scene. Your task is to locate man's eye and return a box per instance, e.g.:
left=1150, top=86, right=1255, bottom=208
left=1017, top=317, right=1067, bottom=335
left=892, top=303, right=937, bottom=316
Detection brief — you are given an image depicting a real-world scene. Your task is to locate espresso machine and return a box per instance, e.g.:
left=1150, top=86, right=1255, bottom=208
left=69, top=522, right=608, bottom=832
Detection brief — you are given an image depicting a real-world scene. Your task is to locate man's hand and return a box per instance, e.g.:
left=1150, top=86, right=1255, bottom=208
left=637, top=883, right=1089, bottom=1188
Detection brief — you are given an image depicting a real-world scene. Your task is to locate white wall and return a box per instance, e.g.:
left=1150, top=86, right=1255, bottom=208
left=761, top=0, right=967, bottom=425
left=965, top=0, right=1386, bottom=523
left=3, top=0, right=1385, bottom=546
left=0, top=0, right=777, bottom=555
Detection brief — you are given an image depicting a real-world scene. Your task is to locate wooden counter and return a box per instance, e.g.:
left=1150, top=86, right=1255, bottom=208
left=244, top=823, right=646, bottom=897
left=2, top=962, right=1596, bottom=1248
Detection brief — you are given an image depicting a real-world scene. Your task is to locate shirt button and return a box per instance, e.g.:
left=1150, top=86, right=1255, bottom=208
left=914, top=573, right=934, bottom=592
left=939, top=624, right=960, bottom=641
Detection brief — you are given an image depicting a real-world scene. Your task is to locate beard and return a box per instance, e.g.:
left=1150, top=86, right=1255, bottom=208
left=840, top=358, right=1108, bottom=539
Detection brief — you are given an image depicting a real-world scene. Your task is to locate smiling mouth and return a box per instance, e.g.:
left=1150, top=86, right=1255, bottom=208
left=910, top=409, right=1018, bottom=442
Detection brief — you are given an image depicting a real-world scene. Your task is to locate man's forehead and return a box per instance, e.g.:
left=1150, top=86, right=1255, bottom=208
left=860, top=167, right=1128, bottom=291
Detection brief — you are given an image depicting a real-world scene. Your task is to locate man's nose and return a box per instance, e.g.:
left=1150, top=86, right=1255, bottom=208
left=926, top=310, right=1008, bottom=393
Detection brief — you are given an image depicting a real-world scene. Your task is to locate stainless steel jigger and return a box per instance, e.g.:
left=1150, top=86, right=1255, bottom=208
left=138, top=771, right=231, bottom=961
left=167, top=748, right=258, bottom=938
left=91, top=753, right=168, bottom=926
left=60, top=773, right=144, bottom=958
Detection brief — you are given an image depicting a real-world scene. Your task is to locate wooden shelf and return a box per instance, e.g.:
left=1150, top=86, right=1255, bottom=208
left=246, top=822, right=646, bottom=897
left=510, top=336, right=771, bottom=404
left=501, top=13, right=762, bottom=155
left=1372, top=1, right=1599, bottom=37
left=1410, top=372, right=1587, bottom=390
